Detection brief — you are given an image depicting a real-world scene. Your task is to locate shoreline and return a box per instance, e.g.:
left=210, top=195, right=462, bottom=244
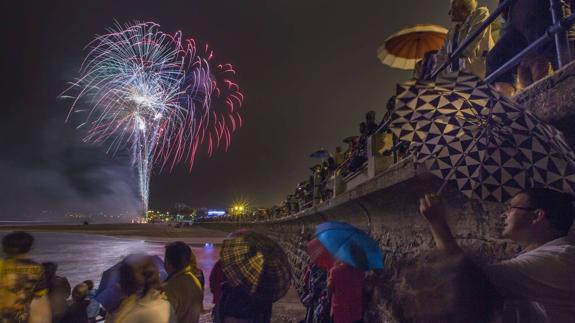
left=0, top=223, right=231, bottom=246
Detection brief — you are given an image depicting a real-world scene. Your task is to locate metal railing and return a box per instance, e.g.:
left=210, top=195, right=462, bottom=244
left=431, top=0, right=575, bottom=83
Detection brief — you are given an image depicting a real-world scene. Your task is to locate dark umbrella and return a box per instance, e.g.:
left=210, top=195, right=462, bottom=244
left=220, top=231, right=291, bottom=302
left=310, top=149, right=331, bottom=159
left=315, top=221, right=384, bottom=271
left=343, top=136, right=358, bottom=144
left=390, top=71, right=575, bottom=201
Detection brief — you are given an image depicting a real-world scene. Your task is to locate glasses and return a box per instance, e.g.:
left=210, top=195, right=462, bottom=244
left=504, top=203, right=536, bottom=212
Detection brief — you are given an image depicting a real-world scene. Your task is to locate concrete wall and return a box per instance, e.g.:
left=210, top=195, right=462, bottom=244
left=202, top=61, right=575, bottom=322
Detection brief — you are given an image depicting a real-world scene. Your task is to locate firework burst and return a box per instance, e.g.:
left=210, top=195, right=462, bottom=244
left=63, top=22, right=244, bottom=213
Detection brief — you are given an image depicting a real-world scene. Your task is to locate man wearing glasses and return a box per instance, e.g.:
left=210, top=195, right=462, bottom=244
left=419, top=188, right=575, bottom=322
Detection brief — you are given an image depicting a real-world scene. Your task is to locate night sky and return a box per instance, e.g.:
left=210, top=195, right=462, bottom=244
left=1, top=0, right=498, bottom=219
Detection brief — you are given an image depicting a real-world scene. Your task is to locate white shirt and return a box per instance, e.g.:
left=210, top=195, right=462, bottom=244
left=486, top=237, right=575, bottom=323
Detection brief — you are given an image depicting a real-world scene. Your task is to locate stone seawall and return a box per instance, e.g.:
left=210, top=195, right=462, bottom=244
left=200, top=61, right=575, bottom=322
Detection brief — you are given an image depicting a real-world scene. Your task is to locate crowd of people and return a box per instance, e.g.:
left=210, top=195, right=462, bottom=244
left=298, top=187, right=575, bottom=323
left=1, top=190, right=574, bottom=323
left=241, top=0, right=575, bottom=223
left=0, top=232, right=281, bottom=323
left=256, top=110, right=386, bottom=222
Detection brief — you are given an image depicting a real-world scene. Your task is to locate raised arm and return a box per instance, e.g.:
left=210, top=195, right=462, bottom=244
left=419, top=193, right=463, bottom=255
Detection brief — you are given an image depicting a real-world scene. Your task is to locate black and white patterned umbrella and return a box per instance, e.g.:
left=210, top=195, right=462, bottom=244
left=390, top=71, right=575, bottom=202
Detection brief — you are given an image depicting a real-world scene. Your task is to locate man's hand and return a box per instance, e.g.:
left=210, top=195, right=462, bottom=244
left=419, top=193, right=462, bottom=255
left=419, top=193, right=447, bottom=225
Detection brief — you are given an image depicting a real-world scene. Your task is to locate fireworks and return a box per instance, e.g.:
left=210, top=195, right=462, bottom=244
left=63, top=22, right=244, bottom=212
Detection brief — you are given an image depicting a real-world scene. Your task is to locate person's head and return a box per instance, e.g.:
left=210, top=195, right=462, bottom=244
left=2, top=231, right=34, bottom=257
left=42, top=262, right=58, bottom=281
left=501, top=188, right=575, bottom=243
left=72, top=283, right=89, bottom=303
left=83, top=280, right=94, bottom=290
left=449, top=0, right=476, bottom=23
left=335, top=146, right=342, bottom=153
left=164, top=241, right=191, bottom=274
left=119, top=254, right=161, bottom=298
left=366, top=110, right=376, bottom=122
left=52, top=276, right=71, bottom=298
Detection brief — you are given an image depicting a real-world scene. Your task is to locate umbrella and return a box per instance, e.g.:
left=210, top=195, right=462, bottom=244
left=307, top=238, right=335, bottom=270
left=390, top=71, right=575, bottom=201
left=95, top=254, right=167, bottom=311
left=377, top=24, right=448, bottom=70
left=310, top=149, right=331, bottom=159
left=315, top=221, right=384, bottom=271
left=220, top=231, right=291, bottom=302
left=343, top=136, right=359, bottom=144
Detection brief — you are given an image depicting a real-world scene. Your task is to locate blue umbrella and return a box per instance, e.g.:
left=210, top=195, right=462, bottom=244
left=95, top=254, right=168, bottom=311
left=315, top=221, right=384, bottom=270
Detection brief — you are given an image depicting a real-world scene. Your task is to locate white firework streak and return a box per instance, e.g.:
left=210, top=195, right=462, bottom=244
left=63, top=22, right=213, bottom=213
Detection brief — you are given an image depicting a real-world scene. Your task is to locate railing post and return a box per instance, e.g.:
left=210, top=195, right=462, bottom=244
left=550, top=0, right=572, bottom=67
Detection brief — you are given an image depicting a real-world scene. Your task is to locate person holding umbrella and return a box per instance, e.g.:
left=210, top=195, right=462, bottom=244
left=217, top=230, right=291, bottom=323
left=314, top=221, right=385, bottom=323
left=435, top=0, right=494, bottom=77
left=328, top=261, right=364, bottom=323
left=420, top=189, right=575, bottom=323
left=106, top=255, right=175, bottom=323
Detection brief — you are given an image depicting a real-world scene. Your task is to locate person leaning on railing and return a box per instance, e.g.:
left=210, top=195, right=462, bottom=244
left=487, top=0, right=560, bottom=96
left=435, top=0, right=494, bottom=78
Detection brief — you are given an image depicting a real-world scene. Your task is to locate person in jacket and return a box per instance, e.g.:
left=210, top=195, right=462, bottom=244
left=107, top=254, right=175, bottom=323
left=328, top=261, right=364, bottom=323
left=163, top=241, right=203, bottom=323
left=60, top=283, right=89, bottom=323
left=435, top=0, right=494, bottom=78
left=0, top=231, right=51, bottom=323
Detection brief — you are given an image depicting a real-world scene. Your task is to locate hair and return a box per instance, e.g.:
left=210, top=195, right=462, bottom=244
left=2, top=231, right=34, bottom=256
left=164, top=241, right=192, bottom=271
left=452, top=0, right=477, bottom=14
left=119, top=254, right=162, bottom=298
left=72, top=283, right=89, bottom=303
left=52, top=276, right=72, bottom=298
left=42, top=262, right=58, bottom=280
left=83, top=280, right=94, bottom=290
left=519, top=188, right=575, bottom=235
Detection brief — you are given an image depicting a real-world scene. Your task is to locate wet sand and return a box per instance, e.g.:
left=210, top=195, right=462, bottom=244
left=0, top=223, right=231, bottom=245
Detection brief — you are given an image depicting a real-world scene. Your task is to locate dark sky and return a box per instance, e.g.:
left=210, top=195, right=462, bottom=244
left=1, top=0, right=497, bottom=219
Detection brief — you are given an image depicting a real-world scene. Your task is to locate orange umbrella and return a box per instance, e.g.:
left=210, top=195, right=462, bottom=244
left=377, top=24, right=448, bottom=70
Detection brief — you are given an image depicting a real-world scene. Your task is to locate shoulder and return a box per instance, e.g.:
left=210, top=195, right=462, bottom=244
left=472, top=7, right=490, bottom=20
left=464, top=7, right=490, bottom=27
left=486, top=239, right=575, bottom=283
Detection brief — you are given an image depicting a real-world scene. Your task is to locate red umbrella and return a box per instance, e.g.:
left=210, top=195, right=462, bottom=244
left=307, top=238, right=334, bottom=270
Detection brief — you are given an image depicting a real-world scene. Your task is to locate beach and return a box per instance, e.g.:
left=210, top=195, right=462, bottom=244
left=0, top=224, right=305, bottom=323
